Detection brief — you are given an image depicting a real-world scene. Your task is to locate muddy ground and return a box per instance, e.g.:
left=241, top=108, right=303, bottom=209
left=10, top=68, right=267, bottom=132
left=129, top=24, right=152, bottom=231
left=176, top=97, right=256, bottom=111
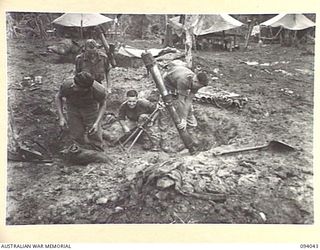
left=6, top=37, right=314, bottom=224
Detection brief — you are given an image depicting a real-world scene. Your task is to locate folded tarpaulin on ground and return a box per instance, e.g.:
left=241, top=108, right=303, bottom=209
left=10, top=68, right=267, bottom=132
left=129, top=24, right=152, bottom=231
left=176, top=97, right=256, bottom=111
left=117, top=45, right=180, bottom=58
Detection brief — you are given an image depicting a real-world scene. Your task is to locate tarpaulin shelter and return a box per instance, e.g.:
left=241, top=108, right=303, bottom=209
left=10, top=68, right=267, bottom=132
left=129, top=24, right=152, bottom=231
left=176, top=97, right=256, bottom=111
left=192, top=14, right=244, bottom=36
left=169, top=14, right=244, bottom=36
left=169, top=14, right=244, bottom=52
left=256, top=14, right=315, bottom=46
left=169, top=16, right=185, bottom=37
left=52, top=13, right=114, bottom=38
left=52, top=13, right=113, bottom=27
left=260, top=14, right=315, bottom=30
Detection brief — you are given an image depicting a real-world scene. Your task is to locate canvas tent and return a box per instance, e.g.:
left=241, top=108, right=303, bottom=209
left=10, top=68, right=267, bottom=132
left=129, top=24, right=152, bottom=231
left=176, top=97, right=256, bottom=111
left=192, top=14, right=244, bottom=36
left=260, top=14, right=315, bottom=30
left=169, top=14, right=244, bottom=36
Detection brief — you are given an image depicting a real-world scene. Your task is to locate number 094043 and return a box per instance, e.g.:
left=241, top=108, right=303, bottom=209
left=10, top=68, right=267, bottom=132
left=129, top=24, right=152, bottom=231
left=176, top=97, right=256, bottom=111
left=300, top=244, right=319, bottom=248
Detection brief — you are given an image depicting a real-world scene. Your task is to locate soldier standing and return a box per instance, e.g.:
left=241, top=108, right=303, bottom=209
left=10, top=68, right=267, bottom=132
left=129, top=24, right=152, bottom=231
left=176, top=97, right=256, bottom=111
left=75, top=39, right=112, bottom=93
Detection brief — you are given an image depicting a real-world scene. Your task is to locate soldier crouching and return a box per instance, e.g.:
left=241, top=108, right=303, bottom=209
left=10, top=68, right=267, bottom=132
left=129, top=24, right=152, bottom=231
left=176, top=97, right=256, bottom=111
left=118, top=89, right=162, bottom=151
left=56, top=71, right=106, bottom=152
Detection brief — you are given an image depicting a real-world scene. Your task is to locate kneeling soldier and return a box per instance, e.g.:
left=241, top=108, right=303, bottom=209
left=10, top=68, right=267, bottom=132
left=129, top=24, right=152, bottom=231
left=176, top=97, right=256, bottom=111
left=118, top=90, right=161, bottom=151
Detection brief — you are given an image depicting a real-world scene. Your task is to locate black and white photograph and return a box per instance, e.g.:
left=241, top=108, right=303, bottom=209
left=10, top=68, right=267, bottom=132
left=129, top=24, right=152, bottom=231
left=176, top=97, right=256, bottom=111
left=6, top=12, right=315, bottom=225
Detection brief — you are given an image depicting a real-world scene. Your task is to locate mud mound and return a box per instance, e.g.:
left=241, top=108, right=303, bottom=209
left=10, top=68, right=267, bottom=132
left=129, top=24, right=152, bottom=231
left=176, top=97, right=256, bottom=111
left=104, top=146, right=307, bottom=224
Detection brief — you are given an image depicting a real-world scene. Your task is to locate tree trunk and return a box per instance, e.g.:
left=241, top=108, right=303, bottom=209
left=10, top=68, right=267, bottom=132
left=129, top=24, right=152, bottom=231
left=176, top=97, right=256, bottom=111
left=184, top=15, right=195, bottom=68
left=185, top=26, right=193, bottom=69
left=6, top=13, right=16, bottom=38
left=164, top=15, right=173, bottom=47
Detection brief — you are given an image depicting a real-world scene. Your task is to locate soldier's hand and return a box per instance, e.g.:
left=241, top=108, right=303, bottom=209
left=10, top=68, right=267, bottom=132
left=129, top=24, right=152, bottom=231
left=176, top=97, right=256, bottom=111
left=157, top=101, right=165, bottom=110
left=177, top=119, right=187, bottom=130
left=89, top=123, right=99, bottom=135
left=123, top=126, right=130, bottom=134
left=59, top=117, right=68, bottom=128
left=137, top=114, right=149, bottom=127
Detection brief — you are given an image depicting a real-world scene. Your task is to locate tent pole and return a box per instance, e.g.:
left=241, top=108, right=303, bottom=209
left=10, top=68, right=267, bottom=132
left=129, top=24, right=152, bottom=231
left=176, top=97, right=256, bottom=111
left=244, top=19, right=254, bottom=49
left=80, top=19, right=83, bottom=39
left=293, top=30, right=298, bottom=46
left=222, top=30, right=225, bottom=50
left=80, top=13, right=84, bottom=39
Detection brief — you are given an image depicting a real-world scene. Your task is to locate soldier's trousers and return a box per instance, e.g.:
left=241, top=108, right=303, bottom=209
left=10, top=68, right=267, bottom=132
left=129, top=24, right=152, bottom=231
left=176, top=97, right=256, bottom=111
left=160, top=98, right=197, bottom=128
left=141, top=123, right=161, bottom=149
left=67, top=104, right=104, bottom=151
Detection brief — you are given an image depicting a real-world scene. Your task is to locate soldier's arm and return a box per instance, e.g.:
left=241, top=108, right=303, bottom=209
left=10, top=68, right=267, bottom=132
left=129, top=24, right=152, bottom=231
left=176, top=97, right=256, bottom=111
left=117, top=104, right=130, bottom=133
left=176, top=74, right=193, bottom=95
left=92, top=83, right=107, bottom=121
left=141, top=99, right=157, bottom=114
left=55, top=92, right=64, bottom=119
left=163, top=73, right=173, bottom=92
left=118, top=103, right=127, bottom=121
left=176, top=76, right=193, bottom=121
left=88, top=85, right=107, bottom=134
left=55, top=87, right=67, bottom=128
left=95, top=98, right=107, bottom=125
left=75, top=55, right=82, bottom=73
left=88, top=98, right=106, bottom=135
left=98, top=53, right=110, bottom=92
left=103, top=54, right=110, bottom=74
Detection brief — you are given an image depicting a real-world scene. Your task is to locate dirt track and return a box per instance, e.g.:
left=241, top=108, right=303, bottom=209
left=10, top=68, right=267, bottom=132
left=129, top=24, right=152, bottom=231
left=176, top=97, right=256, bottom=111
left=6, top=38, right=314, bottom=224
